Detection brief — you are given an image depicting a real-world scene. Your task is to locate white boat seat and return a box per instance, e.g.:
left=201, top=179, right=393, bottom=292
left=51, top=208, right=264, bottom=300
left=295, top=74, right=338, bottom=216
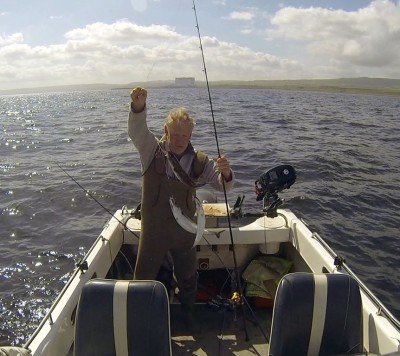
left=74, top=279, right=171, bottom=356
left=269, top=272, right=363, bottom=356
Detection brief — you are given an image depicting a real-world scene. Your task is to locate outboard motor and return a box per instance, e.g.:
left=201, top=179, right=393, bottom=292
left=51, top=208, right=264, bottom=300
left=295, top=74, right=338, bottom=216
left=255, top=165, right=296, bottom=217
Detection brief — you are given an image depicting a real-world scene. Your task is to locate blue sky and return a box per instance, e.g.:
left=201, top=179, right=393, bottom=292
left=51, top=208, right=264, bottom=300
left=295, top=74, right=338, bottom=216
left=1, top=0, right=399, bottom=90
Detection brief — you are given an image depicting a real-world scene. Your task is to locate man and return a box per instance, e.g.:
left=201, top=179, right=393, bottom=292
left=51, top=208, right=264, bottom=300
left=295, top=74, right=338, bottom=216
left=128, top=87, right=234, bottom=328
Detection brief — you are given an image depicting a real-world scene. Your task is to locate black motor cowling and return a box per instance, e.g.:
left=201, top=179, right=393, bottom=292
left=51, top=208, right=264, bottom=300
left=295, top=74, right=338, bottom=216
left=255, top=165, right=296, bottom=201
left=255, top=165, right=296, bottom=217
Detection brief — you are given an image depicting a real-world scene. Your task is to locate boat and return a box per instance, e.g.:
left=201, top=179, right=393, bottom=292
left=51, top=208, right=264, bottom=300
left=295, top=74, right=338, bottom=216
left=2, top=164, right=400, bottom=355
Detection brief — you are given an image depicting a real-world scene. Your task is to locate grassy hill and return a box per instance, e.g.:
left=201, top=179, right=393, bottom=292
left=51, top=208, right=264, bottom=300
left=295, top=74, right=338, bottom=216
left=200, top=78, right=400, bottom=96
left=1, top=78, right=400, bottom=96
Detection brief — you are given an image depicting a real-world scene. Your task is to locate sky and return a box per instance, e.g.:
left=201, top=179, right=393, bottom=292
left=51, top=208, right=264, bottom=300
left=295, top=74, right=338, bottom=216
left=1, top=0, right=400, bottom=90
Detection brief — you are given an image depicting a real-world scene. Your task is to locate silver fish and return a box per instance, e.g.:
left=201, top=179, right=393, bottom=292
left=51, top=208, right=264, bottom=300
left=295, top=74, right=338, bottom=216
left=169, top=197, right=206, bottom=247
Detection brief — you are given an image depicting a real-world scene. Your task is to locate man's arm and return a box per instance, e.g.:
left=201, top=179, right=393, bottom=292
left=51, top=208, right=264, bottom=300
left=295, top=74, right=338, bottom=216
left=128, top=88, right=158, bottom=172
left=199, top=157, right=235, bottom=192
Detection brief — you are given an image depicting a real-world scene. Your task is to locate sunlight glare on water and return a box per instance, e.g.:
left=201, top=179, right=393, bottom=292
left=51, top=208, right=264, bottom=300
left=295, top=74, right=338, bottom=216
left=0, top=88, right=399, bottom=345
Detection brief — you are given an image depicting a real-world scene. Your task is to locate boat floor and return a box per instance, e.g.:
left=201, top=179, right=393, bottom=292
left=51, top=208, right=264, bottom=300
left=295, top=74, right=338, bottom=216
left=170, top=302, right=272, bottom=356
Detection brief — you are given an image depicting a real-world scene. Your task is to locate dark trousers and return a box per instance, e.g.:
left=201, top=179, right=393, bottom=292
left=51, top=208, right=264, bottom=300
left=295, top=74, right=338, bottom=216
left=134, top=221, right=197, bottom=307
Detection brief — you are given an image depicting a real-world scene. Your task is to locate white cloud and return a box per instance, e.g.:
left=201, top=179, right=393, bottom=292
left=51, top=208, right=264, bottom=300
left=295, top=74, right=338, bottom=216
left=269, top=0, right=400, bottom=74
left=64, top=21, right=183, bottom=44
left=240, top=27, right=254, bottom=35
left=226, top=11, right=255, bottom=21
left=0, top=20, right=302, bottom=90
left=0, top=33, right=24, bottom=46
left=212, top=0, right=226, bottom=5
left=1, top=1, right=400, bottom=90
left=130, top=0, right=148, bottom=13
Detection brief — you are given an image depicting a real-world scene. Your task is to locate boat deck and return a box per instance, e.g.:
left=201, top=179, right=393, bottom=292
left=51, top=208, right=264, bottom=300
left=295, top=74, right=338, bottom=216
left=170, top=302, right=272, bottom=356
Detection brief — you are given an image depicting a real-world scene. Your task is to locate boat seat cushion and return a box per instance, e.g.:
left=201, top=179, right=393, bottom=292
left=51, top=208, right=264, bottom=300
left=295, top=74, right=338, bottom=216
left=269, top=272, right=363, bottom=356
left=74, top=279, right=171, bottom=356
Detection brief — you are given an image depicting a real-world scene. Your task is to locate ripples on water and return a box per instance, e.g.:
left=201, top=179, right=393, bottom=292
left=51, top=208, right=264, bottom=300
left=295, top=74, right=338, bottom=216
left=1, top=88, right=399, bottom=345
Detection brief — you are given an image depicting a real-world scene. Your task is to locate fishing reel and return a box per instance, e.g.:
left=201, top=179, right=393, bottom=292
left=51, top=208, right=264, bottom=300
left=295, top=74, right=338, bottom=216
left=208, top=292, right=243, bottom=312
left=255, top=164, right=296, bottom=217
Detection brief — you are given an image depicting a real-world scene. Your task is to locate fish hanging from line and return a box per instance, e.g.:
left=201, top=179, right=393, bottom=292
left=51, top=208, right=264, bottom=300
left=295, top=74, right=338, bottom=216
left=169, top=197, right=206, bottom=247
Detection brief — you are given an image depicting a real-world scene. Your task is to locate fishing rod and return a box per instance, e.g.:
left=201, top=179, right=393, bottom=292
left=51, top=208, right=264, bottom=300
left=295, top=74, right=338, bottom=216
left=192, top=2, right=221, bottom=157
left=55, top=162, right=140, bottom=239
left=192, top=0, right=250, bottom=341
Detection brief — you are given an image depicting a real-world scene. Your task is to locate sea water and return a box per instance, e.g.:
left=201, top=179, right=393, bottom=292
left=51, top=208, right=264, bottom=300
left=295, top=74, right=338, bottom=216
left=1, top=88, right=399, bottom=345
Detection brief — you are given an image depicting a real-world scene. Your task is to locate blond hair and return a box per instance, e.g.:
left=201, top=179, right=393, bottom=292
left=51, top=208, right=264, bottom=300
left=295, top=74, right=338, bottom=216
left=164, top=107, right=196, bottom=131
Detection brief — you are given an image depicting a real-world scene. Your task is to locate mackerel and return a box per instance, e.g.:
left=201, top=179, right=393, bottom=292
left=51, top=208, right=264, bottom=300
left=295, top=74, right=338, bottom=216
left=169, top=197, right=206, bottom=247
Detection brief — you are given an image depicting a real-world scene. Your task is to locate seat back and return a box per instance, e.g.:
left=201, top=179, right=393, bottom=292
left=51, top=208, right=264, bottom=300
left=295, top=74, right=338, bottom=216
left=269, top=272, right=363, bottom=356
left=74, top=279, right=171, bottom=356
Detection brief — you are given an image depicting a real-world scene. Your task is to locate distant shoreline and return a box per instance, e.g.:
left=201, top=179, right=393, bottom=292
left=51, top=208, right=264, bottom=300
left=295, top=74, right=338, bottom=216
left=1, top=77, right=400, bottom=96
left=193, top=81, right=400, bottom=96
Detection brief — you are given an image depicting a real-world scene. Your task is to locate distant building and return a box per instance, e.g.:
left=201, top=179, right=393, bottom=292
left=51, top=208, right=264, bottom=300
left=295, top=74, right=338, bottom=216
left=175, top=77, right=196, bottom=87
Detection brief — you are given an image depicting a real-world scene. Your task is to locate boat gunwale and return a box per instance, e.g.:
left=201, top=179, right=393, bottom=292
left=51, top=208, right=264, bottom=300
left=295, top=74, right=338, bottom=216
left=311, top=230, right=400, bottom=331
left=23, top=207, right=400, bottom=355
left=23, top=213, right=125, bottom=351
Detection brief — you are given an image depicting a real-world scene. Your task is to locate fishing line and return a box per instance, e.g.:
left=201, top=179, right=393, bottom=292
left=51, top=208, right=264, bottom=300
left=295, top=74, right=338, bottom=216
left=202, top=234, right=268, bottom=340
left=192, top=0, right=250, bottom=341
left=55, top=162, right=140, bottom=239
